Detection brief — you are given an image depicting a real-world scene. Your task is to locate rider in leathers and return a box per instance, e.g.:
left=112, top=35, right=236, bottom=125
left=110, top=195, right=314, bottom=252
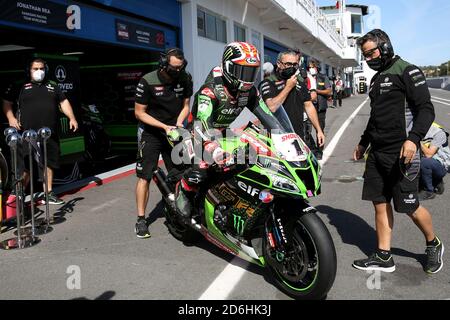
left=175, top=42, right=262, bottom=219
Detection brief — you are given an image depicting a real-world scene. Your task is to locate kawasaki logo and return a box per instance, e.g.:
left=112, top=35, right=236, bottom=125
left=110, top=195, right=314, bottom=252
left=233, top=214, right=245, bottom=235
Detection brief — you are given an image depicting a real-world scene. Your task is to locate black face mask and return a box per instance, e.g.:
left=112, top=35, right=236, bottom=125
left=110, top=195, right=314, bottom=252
left=367, top=56, right=384, bottom=71
left=279, top=66, right=297, bottom=80
left=166, top=67, right=182, bottom=80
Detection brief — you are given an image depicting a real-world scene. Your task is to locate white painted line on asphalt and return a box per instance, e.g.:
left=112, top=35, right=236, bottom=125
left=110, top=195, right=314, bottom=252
left=198, top=258, right=250, bottom=300
left=198, top=98, right=370, bottom=300
left=320, top=97, right=370, bottom=165
left=90, top=198, right=121, bottom=212
left=431, top=96, right=450, bottom=103
left=429, top=88, right=449, bottom=91
left=431, top=99, right=450, bottom=107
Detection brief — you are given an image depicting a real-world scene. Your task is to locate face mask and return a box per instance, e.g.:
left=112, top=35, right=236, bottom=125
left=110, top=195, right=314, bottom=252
left=367, top=57, right=383, bottom=71
left=166, top=67, right=181, bottom=80
left=309, top=68, right=317, bottom=76
left=279, top=66, right=297, bottom=80
left=32, top=70, right=45, bottom=82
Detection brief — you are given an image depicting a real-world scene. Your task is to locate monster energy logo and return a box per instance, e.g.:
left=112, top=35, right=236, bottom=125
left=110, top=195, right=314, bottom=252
left=60, top=117, right=69, bottom=134
left=223, top=48, right=234, bottom=61
left=233, top=214, right=245, bottom=235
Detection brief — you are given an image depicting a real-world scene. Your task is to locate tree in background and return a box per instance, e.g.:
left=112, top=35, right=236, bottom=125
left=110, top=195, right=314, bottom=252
left=421, top=62, right=449, bottom=78
left=439, top=62, right=448, bottom=76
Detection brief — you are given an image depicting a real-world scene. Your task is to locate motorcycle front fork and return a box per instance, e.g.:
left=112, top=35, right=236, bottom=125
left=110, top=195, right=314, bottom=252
left=265, top=201, right=316, bottom=262
left=265, top=206, right=288, bottom=262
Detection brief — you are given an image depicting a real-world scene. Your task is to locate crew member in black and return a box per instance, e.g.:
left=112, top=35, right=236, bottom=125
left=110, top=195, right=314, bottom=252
left=2, top=58, right=78, bottom=205
left=307, top=59, right=331, bottom=160
left=352, top=29, right=443, bottom=274
left=259, top=50, right=324, bottom=149
left=134, top=48, right=193, bottom=238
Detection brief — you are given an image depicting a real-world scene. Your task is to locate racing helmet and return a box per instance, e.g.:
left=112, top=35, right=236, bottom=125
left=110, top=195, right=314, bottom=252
left=222, top=42, right=261, bottom=92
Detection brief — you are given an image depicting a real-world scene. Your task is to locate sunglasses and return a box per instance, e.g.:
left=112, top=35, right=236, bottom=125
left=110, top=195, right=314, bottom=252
left=280, top=61, right=299, bottom=68
left=362, top=47, right=379, bottom=59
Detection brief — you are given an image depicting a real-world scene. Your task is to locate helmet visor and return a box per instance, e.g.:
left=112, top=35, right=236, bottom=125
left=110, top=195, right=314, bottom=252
left=229, top=64, right=259, bottom=83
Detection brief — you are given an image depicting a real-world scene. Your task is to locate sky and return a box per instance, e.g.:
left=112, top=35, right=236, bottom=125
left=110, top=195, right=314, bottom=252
left=316, top=0, right=450, bottom=66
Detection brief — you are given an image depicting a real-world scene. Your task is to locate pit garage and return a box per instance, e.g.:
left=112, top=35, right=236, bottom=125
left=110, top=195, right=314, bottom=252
left=0, top=0, right=182, bottom=182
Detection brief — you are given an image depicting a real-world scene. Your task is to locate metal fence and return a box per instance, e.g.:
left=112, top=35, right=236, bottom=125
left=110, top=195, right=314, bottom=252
left=296, top=0, right=346, bottom=48
left=427, top=76, right=450, bottom=91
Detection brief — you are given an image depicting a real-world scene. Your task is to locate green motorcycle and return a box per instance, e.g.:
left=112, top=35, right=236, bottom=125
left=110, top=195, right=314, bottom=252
left=153, top=100, right=337, bottom=300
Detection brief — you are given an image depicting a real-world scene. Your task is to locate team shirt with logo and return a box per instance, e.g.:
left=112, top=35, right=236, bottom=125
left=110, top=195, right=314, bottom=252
left=259, top=74, right=311, bottom=138
left=135, top=70, right=193, bottom=136
left=359, top=56, right=435, bottom=153
left=3, top=81, right=66, bottom=134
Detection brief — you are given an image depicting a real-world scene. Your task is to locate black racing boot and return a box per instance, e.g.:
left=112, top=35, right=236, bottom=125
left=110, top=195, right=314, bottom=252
left=175, top=180, right=192, bottom=220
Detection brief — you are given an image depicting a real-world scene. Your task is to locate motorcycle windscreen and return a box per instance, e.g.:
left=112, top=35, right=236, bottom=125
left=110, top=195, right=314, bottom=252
left=252, top=99, right=296, bottom=134
left=229, top=99, right=296, bottom=136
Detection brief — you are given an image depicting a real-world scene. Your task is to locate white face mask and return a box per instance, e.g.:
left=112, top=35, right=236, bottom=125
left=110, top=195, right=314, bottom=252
left=32, top=70, right=45, bottom=82
left=309, top=68, right=317, bottom=76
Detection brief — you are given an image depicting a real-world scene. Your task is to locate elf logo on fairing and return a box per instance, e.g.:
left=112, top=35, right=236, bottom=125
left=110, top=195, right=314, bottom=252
left=221, top=107, right=242, bottom=115
left=67, top=5, right=81, bottom=30
left=237, top=181, right=260, bottom=197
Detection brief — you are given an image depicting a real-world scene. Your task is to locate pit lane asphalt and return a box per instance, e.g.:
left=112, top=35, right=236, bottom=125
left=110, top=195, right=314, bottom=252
left=1, top=91, right=449, bottom=300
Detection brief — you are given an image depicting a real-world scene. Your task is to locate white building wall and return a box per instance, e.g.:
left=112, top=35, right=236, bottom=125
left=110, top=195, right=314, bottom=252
left=181, top=0, right=357, bottom=94
left=322, top=8, right=364, bottom=40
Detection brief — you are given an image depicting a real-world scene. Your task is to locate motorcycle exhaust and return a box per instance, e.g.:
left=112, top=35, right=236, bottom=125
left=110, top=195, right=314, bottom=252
left=152, top=168, right=175, bottom=202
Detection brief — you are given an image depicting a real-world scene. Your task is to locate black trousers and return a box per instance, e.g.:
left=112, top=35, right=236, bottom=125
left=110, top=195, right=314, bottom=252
left=316, top=111, right=326, bottom=156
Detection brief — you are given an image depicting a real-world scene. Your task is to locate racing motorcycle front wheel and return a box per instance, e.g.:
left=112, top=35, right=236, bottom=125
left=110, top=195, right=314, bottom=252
left=264, top=211, right=337, bottom=300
